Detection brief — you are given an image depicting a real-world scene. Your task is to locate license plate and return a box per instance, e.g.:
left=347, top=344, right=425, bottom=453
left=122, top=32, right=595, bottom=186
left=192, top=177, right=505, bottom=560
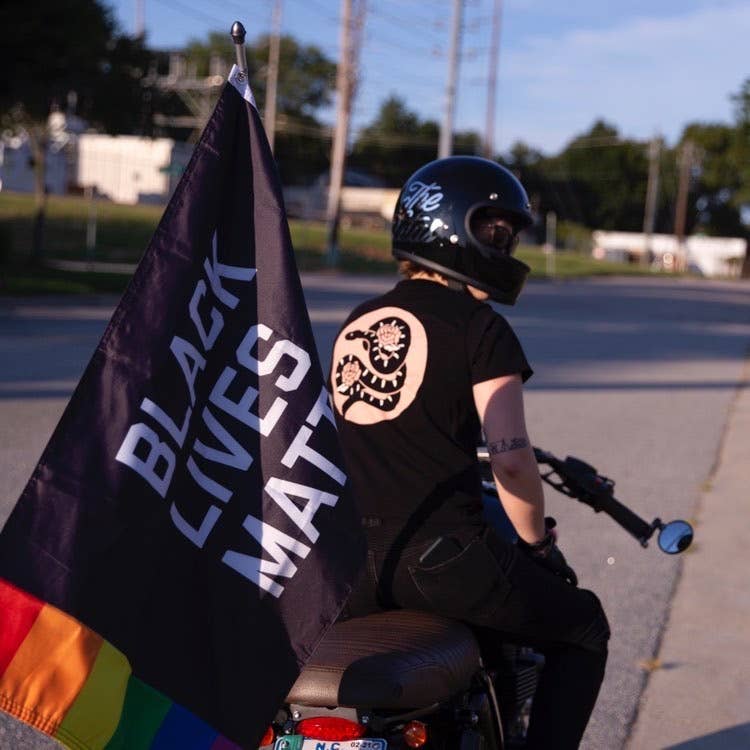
left=274, top=737, right=387, bottom=750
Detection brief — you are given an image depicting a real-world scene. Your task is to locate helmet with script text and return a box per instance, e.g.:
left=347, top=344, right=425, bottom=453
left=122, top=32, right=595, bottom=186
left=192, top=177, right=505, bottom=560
left=391, top=156, right=534, bottom=305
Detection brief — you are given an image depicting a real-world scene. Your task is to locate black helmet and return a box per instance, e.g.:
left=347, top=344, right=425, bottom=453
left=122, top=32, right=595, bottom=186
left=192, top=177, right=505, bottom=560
left=392, top=156, right=533, bottom=305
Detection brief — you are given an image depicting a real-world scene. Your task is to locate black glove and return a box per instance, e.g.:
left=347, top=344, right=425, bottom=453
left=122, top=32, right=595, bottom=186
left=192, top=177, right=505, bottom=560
left=517, top=517, right=578, bottom=586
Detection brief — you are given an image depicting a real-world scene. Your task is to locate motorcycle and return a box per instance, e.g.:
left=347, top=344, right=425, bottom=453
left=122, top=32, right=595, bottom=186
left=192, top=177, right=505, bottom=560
left=260, top=447, right=694, bottom=750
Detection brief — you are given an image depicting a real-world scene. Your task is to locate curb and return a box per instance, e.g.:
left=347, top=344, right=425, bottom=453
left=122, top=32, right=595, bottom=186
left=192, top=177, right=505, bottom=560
left=625, top=358, right=750, bottom=749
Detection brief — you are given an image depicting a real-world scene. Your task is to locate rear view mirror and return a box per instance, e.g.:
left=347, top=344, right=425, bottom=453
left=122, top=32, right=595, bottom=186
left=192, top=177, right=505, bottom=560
left=657, top=520, right=694, bottom=554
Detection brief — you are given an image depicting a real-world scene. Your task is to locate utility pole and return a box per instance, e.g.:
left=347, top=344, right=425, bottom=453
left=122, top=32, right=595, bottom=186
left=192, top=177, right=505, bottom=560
left=135, top=0, right=145, bottom=38
left=148, top=53, right=226, bottom=141
left=439, top=0, right=463, bottom=159
left=325, top=0, right=366, bottom=266
left=544, top=211, right=556, bottom=277
left=484, top=0, right=502, bottom=159
left=265, top=0, right=283, bottom=153
left=641, top=135, right=662, bottom=267
left=674, top=140, right=695, bottom=271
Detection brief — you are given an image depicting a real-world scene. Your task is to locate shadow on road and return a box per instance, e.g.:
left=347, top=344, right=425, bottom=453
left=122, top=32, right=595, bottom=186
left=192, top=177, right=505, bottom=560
left=509, top=280, right=750, bottom=367
left=1, top=280, right=749, bottom=399
left=664, top=722, right=750, bottom=749
left=0, top=390, right=77, bottom=399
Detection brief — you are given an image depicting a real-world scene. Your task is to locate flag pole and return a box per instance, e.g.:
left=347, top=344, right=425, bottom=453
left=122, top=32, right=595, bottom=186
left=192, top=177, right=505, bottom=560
left=231, top=21, right=249, bottom=81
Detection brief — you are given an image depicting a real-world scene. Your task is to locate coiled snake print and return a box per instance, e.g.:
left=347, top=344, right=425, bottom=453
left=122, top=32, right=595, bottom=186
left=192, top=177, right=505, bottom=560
left=334, top=317, right=411, bottom=416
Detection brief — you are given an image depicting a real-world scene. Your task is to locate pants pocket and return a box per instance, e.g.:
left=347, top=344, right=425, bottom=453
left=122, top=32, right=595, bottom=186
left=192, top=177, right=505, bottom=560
left=407, top=533, right=511, bottom=617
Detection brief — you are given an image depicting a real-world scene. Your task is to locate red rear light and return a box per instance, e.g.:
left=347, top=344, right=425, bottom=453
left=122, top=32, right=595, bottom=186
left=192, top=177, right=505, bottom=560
left=403, top=720, right=428, bottom=748
left=259, top=725, right=275, bottom=747
left=296, top=716, right=367, bottom=740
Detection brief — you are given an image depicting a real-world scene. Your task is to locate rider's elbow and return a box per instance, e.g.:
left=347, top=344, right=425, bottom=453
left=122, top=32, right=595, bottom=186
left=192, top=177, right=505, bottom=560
left=491, top=451, right=530, bottom=481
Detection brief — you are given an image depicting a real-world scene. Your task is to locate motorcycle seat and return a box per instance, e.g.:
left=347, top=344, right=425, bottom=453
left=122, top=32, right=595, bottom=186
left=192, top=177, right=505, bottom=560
left=286, top=609, right=481, bottom=709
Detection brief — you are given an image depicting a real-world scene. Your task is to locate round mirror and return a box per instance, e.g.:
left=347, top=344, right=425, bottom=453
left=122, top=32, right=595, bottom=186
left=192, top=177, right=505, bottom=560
left=657, top=520, right=694, bottom=554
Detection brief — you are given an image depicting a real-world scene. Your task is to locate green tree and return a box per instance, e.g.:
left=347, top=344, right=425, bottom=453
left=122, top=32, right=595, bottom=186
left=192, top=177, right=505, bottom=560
left=504, top=141, right=544, bottom=172
left=502, top=121, right=662, bottom=237
left=349, top=96, right=481, bottom=186
left=680, top=123, right=743, bottom=237
left=0, top=0, right=149, bottom=259
left=184, top=32, right=335, bottom=119
left=731, top=78, right=750, bottom=276
left=541, top=121, right=650, bottom=230
left=252, top=35, right=336, bottom=185
left=182, top=32, right=233, bottom=78
left=677, top=78, right=750, bottom=251
left=500, top=141, right=547, bottom=242
left=349, top=97, right=438, bottom=185
left=730, top=78, right=750, bottom=208
left=87, top=34, right=153, bottom=135
left=181, top=32, right=336, bottom=184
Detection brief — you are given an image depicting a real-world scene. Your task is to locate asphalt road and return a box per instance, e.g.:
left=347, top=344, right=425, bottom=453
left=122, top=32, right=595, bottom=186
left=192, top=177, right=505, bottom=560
left=1, top=274, right=748, bottom=750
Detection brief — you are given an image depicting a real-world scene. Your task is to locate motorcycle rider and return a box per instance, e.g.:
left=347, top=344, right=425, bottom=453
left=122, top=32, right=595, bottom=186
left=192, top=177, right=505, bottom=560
left=329, top=156, right=610, bottom=749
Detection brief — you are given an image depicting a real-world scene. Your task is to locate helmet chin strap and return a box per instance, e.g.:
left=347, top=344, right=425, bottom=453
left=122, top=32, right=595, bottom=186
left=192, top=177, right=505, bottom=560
left=446, top=278, right=468, bottom=294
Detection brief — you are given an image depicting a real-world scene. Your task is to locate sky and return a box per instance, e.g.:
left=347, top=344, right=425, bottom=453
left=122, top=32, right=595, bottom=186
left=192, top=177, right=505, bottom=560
left=108, top=0, right=750, bottom=155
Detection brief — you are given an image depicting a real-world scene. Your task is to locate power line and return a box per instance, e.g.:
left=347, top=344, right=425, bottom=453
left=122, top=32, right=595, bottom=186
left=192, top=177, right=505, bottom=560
left=351, top=130, right=441, bottom=147
left=213, top=0, right=273, bottom=21
left=362, top=30, right=443, bottom=58
left=275, top=116, right=333, bottom=138
left=359, top=69, right=444, bottom=86
left=365, top=17, right=446, bottom=46
left=286, top=0, right=340, bottom=24
left=151, top=0, right=227, bottom=31
left=563, top=135, right=639, bottom=149
left=366, top=5, right=449, bottom=35
left=377, top=0, right=452, bottom=28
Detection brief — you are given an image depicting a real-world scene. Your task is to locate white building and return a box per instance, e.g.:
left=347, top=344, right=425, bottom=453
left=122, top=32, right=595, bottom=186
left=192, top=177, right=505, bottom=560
left=76, top=134, right=192, bottom=204
left=592, top=230, right=747, bottom=278
left=0, top=114, right=193, bottom=205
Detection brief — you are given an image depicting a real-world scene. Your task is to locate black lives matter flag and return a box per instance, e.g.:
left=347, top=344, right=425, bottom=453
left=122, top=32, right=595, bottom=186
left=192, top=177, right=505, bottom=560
left=0, top=66, right=364, bottom=749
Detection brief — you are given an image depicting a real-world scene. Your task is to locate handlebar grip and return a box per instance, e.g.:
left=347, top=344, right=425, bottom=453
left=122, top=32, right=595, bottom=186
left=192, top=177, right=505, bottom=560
left=595, top=493, right=654, bottom=546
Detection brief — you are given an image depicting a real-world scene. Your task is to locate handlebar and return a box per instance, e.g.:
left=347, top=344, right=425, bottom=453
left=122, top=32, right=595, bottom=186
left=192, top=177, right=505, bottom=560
left=532, top=448, right=657, bottom=546
left=477, top=445, right=666, bottom=548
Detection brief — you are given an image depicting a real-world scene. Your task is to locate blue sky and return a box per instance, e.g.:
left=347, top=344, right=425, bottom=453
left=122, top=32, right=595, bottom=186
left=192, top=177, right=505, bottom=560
left=108, top=0, right=749, bottom=155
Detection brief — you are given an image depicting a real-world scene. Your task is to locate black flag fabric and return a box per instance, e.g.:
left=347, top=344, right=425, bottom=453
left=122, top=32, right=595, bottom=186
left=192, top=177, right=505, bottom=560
left=0, top=66, right=365, bottom=749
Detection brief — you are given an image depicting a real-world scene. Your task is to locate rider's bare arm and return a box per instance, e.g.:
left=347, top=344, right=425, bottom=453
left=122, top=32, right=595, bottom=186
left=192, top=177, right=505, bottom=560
left=473, top=374, right=546, bottom=545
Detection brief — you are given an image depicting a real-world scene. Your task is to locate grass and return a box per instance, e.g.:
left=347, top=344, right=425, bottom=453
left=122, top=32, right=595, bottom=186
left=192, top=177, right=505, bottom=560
left=0, top=190, right=656, bottom=295
left=0, top=191, right=161, bottom=263
left=0, top=266, right=133, bottom=295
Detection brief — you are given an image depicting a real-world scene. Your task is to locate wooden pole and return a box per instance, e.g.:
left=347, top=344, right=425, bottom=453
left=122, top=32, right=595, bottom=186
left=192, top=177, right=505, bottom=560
left=326, top=0, right=366, bottom=266
left=439, top=0, right=463, bottom=158
left=264, top=0, right=283, bottom=153
left=673, top=140, right=694, bottom=271
left=484, top=0, right=502, bottom=159
left=641, top=136, right=661, bottom=267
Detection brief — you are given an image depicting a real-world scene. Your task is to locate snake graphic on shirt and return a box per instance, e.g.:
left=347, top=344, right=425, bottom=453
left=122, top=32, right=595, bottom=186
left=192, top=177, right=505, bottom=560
left=332, top=306, right=428, bottom=425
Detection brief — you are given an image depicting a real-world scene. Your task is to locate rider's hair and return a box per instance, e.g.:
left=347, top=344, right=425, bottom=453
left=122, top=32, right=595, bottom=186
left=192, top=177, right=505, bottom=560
left=398, top=260, right=421, bottom=278
left=398, top=259, right=444, bottom=280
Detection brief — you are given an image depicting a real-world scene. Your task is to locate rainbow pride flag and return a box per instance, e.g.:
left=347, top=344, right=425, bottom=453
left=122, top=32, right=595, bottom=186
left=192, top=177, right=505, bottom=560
left=0, top=578, right=241, bottom=749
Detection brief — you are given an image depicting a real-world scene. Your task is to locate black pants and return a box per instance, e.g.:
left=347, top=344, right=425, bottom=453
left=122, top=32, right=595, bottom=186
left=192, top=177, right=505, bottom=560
left=345, top=524, right=610, bottom=750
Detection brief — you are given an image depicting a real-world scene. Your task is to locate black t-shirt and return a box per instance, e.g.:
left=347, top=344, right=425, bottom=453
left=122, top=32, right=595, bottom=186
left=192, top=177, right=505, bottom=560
left=329, top=279, right=532, bottom=537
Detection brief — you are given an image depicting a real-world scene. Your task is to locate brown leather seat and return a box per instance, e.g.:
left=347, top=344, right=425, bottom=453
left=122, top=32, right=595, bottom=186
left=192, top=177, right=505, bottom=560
left=286, top=610, right=481, bottom=709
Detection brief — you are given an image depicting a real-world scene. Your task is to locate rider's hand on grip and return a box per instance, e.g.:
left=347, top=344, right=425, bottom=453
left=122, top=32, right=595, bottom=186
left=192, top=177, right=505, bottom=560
left=517, top=521, right=578, bottom=586
left=536, top=543, right=578, bottom=586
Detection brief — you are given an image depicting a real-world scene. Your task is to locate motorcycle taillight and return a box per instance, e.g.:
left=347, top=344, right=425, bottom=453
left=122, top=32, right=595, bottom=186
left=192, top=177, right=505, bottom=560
left=296, top=716, right=367, bottom=740
left=403, top=720, right=428, bottom=748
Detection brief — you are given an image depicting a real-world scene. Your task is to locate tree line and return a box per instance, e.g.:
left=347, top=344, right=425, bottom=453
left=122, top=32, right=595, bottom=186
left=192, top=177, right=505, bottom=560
left=1, top=0, right=748, bottom=252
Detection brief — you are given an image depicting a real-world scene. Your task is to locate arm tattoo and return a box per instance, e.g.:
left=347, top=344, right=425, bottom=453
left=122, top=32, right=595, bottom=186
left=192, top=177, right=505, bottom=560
left=488, top=437, right=529, bottom=455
